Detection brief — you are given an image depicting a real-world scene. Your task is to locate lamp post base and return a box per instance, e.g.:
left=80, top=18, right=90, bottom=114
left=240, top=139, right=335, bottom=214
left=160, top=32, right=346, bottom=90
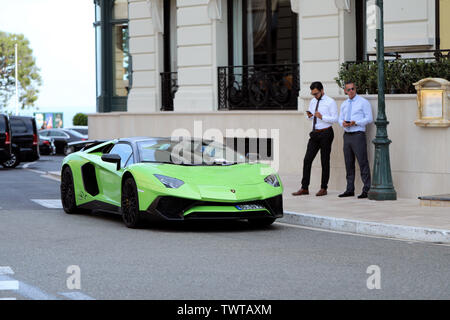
left=368, top=188, right=397, bottom=201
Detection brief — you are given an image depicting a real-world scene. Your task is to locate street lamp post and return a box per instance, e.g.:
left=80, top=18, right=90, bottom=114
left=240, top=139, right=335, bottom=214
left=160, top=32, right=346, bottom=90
left=15, top=43, right=19, bottom=116
left=368, top=0, right=397, bottom=201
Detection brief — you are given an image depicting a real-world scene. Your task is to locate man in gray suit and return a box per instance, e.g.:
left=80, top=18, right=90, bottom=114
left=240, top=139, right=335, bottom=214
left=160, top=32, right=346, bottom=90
left=338, top=81, right=373, bottom=199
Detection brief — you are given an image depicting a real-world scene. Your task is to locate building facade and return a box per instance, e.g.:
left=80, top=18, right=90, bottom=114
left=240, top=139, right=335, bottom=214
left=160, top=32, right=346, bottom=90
left=90, top=0, right=450, bottom=198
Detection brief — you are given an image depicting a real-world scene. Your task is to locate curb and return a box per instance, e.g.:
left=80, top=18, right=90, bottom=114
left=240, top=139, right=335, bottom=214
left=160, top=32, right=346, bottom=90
left=279, top=211, right=450, bottom=244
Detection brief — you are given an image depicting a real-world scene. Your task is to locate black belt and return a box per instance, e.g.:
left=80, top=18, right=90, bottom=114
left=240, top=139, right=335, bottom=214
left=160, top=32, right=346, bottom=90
left=313, top=126, right=332, bottom=133
left=345, top=131, right=365, bottom=135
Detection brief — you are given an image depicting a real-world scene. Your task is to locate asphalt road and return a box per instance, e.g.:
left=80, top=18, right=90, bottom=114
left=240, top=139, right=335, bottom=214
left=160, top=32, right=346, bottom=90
left=0, top=156, right=449, bottom=300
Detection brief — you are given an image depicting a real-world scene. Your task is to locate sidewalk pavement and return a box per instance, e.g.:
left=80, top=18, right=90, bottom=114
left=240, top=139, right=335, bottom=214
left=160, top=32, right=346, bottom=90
left=47, top=170, right=450, bottom=243
left=280, top=174, right=450, bottom=244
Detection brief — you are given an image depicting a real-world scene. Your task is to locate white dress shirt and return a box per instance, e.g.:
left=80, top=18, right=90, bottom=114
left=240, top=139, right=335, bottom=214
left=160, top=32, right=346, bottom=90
left=306, top=94, right=338, bottom=130
left=339, top=95, right=373, bottom=132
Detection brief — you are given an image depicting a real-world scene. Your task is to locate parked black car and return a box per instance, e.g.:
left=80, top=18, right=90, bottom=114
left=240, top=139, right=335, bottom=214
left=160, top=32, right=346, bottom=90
left=38, top=128, right=87, bottom=155
left=3, top=116, right=40, bottom=168
left=0, top=114, right=13, bottom=167
left=39, top=135, right=56, bottom=155
left=66, top=126, right=88, bottom=137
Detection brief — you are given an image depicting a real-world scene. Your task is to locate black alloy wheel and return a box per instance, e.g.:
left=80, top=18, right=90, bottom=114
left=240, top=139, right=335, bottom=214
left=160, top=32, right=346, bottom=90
left=61, top=166, right=77, bottom=214
left=121, top=177, right=143, bottom=228
left=2, top=150, right=20, bottom=168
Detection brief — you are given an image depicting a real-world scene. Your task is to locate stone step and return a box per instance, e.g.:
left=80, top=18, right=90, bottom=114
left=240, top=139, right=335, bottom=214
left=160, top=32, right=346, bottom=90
left=418, top=194, right=450, bottom=207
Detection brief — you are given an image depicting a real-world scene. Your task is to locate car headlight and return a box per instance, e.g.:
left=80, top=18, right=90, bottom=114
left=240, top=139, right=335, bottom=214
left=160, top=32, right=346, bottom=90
left=154, top=174, right=184, bottom=188
left=264, top=174, right=280, bottom=187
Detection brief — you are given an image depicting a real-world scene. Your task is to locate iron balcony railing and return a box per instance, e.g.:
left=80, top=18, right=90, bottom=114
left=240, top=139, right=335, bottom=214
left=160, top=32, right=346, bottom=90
left=218, top=64, right=300, bottom=110
left=160, top=72, right=178, bottom=111
left=365, top=49, right=450, bottom=61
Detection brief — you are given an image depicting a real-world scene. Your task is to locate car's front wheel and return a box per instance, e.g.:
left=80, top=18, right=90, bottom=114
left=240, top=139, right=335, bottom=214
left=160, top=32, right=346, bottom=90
left=1, top=150, right=20, bottom=168
left=121, top=177, right=143, bottom=228
left=61, top=166, right=78, bottom=214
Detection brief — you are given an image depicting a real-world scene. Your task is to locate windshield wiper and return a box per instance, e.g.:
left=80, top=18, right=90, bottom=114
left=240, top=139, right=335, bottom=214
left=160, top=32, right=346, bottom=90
left=141, top=161, right=200, bottom=166
left=211, top=160, right=238, bottom=166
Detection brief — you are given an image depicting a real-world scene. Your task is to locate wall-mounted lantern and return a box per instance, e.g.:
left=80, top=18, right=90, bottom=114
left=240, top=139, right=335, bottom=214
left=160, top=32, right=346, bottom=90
left=414, top=78, right=450, bottom=127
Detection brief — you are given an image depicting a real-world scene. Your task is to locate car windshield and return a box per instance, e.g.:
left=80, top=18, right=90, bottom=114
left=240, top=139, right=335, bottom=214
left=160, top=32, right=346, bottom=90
left=137, top=138, right=246, bottom=166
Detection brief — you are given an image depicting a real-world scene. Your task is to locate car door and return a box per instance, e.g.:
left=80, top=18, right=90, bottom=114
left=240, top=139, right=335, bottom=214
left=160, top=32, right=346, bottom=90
left=97, top=142, right=134, bottom=206
left=10, top=117, right=32, bottom=153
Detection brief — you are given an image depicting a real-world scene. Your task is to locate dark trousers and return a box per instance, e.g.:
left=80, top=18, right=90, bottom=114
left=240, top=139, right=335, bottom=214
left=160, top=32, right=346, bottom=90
left=343, top=132, right=371, bottom=193
left=301, top=127, right=334, bottom=190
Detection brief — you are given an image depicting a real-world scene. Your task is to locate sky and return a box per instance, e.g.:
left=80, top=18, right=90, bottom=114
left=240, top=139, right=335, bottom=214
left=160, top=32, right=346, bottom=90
left=0, top=0, right=96, bottom=127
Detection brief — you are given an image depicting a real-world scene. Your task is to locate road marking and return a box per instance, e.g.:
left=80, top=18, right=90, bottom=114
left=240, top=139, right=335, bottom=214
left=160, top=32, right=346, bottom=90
left=0, top=267, right=15, bottom=275
left=58, top=292, right=95, bottom=300
left=31, top=199, right=62, bottom=209
left=40, top=174, right=60, bottom=182
left=0, top=281, right=19, bottom=290
left=22, top=161, right=37, bottom=169
left=0, top=275, right=58, bottom=300
left=24, top=168, right=46, bottom=175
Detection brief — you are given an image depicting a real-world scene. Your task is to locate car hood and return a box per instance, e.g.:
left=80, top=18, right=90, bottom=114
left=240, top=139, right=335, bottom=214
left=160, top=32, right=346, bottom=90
left=134, top=162, right=275, bottom=186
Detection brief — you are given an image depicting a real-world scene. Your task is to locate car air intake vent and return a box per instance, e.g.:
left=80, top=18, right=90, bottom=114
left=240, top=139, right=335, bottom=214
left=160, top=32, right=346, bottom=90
left=81, top=163, right=99, bottom=196
left=263, top=195, right=283, bottom=216
left=155, top=197, right=197, bottom=219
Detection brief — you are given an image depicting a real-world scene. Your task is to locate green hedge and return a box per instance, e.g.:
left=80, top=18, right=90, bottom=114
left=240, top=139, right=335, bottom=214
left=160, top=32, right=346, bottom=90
left=335, top=59, right=450, bottom=94
left=73, top=113, right=88, bottom=126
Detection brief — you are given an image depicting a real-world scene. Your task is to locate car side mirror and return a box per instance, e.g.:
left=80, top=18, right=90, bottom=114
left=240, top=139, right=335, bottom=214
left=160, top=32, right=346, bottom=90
left=101, top=153, right=121, bottom=170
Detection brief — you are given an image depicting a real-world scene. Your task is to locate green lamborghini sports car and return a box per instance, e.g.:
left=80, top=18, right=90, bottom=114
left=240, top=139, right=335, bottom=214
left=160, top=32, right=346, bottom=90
left=60, top=137, right=283, bottom=228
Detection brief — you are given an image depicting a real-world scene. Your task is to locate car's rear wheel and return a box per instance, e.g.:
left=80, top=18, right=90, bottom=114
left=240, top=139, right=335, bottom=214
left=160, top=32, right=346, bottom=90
left=121, top=177, right=143, bottom=228
left=248, top=217, right=276, bottom=227
left=61, top=166, right=78, bottom=214
left=2, top=150, right=20, bottom=168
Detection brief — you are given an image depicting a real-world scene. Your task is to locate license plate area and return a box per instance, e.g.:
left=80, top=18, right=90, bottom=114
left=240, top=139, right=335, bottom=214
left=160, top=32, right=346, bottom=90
left=235, top=204, right=265, bottom=210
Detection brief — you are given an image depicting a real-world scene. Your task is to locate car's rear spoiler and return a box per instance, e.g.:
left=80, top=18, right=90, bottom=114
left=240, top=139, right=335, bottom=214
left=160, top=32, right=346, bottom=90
left=68, top=139, right=107, bottom=151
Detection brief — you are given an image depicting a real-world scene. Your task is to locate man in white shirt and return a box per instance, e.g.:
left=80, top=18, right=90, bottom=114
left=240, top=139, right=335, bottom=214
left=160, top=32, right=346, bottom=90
left=293, top=82, right=338, bottom=197
left=338, top=81, right=373, bottom=199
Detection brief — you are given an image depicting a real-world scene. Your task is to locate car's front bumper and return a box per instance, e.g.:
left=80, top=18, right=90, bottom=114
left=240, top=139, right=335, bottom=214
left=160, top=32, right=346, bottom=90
left=140, top=194, right=283, bottom=221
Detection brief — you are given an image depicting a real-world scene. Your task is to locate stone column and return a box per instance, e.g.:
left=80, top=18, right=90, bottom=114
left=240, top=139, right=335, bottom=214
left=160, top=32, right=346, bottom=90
left=127, top=0, right=161, bottom=112
left=174, top=0, right=225, bottom=112
left=297, top=0, right=356, bottom=108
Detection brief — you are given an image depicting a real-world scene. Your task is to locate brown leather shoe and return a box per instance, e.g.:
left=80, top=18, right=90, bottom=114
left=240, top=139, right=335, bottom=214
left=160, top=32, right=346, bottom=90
left=292, top=188, right=309, bottom=196
left=316, top=189, right=327, bottom=196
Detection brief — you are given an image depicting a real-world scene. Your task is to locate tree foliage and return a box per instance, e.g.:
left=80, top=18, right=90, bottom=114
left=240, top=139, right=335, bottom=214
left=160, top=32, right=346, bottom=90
left=73, top=113, right=88, bottom=126
left=0, top=31, right=42, bottom=111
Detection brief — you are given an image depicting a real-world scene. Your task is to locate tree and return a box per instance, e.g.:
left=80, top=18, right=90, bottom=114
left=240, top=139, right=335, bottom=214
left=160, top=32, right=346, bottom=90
left=0, top=31, right=42, bottom=111
left=73, top=113, right=88, bottom=126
